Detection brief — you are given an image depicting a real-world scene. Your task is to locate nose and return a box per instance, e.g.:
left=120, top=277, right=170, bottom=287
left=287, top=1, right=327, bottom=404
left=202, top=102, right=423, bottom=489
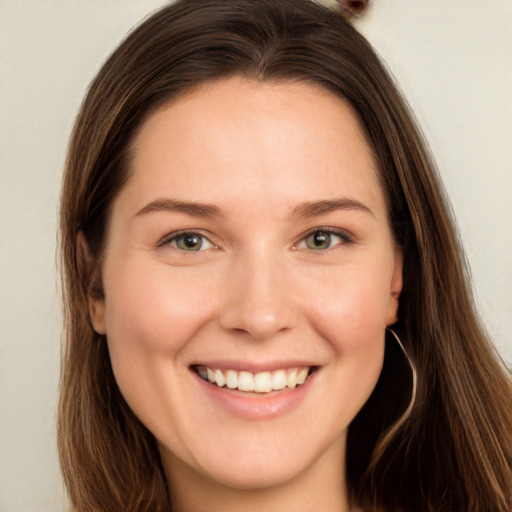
left=218, top=251, right=298, bottom=340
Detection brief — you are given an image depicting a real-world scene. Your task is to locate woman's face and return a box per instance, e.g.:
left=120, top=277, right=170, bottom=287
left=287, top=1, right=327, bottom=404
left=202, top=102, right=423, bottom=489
left=90, top=77, right=402, bottom=495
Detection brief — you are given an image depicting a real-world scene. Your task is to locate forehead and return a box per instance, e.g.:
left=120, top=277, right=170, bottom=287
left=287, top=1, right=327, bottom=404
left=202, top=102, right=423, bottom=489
left=122, top=77, right=384, bottom=216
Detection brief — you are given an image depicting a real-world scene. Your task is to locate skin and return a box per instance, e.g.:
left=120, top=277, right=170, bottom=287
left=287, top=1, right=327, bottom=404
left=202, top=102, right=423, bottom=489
left=89, top=77, right=402, bottom=512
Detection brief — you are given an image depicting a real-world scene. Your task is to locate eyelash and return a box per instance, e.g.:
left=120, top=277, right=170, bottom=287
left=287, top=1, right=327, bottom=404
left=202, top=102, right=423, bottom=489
left=294, top=227, right=354, bottom=252
left=158, top=230, right=216, bottom=252
left=158, top=227, right=354, bottom=253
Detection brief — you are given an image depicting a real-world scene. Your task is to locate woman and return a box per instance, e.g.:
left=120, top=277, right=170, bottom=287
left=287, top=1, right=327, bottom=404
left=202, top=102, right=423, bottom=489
left=58, top=0, right=512, bottom=510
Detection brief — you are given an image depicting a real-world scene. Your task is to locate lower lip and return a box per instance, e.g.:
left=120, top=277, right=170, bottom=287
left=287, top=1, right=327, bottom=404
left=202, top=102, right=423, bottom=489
left=192, top=370, right=317, bottom=420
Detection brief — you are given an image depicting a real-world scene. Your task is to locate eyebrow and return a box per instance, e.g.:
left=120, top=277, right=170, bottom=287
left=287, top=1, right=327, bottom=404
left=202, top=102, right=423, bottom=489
left=135, top=196, right=373, bottom=220
left=135, top=198, right=223, bottom=218
left=290, top=198, right=374, bottom=219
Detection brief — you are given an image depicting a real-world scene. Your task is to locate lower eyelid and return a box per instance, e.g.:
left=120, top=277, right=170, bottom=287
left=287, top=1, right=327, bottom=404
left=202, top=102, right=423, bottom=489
left=296, top=230, right=353, bottom=249
left=158, top=229, right=353, bottom=251
left=176, top=236, right=212, bottom=250
left=159, top=232, right=214, bottom=250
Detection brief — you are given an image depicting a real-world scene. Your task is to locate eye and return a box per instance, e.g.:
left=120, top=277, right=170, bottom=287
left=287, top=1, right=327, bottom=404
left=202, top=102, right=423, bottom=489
left=165, top=232, right=213, bottom=251
left=298, top=229, right=352, bottom=251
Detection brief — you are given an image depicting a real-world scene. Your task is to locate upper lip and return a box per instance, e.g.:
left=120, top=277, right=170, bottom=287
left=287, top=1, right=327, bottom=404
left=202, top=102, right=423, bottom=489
left=189, top=360, right=318, bottom=373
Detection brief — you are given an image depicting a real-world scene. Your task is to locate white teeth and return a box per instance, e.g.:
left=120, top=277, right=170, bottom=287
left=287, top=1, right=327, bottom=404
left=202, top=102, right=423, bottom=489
left=214, top=369, right=226, bottom=387
left=297, top=368, right=309, bottom=385
left=271, top=369, right=287, bottom=390
left=196, top=366, right=311, bottom=393
left=254, top=371, right=272, bottom=393
left=238, top=371, right=254, bottom=392
left=226, top=370, right=238, bottom=389
left=287, top=369, right=297, bottom=388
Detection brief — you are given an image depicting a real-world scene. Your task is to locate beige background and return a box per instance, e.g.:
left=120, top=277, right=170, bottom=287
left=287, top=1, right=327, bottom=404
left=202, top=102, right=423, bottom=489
left=1, top=1, right=510, bottom=510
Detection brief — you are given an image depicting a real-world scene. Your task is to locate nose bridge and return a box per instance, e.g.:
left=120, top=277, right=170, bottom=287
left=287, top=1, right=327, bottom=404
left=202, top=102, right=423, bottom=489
left=219, top=245, right=297, bottom=339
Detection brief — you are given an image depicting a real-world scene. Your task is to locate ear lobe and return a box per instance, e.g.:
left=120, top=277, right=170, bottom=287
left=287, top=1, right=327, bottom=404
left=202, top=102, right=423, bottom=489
left=386, top=246, right=403, bottom=326
left=77, top=232, right=106, bottom=335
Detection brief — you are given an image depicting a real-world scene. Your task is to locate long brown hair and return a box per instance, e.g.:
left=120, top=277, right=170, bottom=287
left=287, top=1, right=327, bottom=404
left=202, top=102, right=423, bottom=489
left=58, top=1, right=512, bottom=510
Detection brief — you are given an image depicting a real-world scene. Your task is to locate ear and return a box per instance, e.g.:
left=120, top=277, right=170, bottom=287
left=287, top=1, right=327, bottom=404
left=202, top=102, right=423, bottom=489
left=77, top=232, right=106, bottom=335
left=385, top=245, right=403, bottom=326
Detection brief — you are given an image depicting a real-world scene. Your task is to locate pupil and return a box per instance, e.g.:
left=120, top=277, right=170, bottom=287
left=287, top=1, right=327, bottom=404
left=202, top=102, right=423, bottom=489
left=183, top=234, right=201, bottom=249
left=312, top=231, right=330, bottom=249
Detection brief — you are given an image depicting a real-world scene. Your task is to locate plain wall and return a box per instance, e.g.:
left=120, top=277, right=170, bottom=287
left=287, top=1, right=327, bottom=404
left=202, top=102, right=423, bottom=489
left=0, top=1, right=510, bottom=510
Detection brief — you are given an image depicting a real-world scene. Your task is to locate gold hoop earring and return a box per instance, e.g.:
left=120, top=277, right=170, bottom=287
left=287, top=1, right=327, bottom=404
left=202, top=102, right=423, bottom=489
left=364, top=329, right=418, bottom=469
left=346, top=328, right=418, bottom=471
left=383, top=328, right=417, bottom=436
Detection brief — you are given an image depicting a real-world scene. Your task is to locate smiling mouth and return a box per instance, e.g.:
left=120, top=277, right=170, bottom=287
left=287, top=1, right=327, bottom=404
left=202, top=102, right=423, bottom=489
left=193, top=365, right=314, bottom=393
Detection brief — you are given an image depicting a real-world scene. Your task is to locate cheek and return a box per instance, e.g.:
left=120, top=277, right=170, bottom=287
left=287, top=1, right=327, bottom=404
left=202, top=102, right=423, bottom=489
left=304, top=269, right=388, bottom=433
left=102, top=259, right=216, bottom=378
left=307, top=263, right=393, bottom=349
left=302, top=260, right=392, bottom=406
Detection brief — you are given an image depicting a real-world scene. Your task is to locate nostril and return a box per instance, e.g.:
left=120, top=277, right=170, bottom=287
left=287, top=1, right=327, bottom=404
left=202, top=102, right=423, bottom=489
left=219, top=295, right=298, bottom=340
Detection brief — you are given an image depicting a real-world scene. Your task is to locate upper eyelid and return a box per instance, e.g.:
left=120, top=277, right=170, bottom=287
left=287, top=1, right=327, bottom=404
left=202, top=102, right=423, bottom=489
left=293, top=228, right=355, bottom=252
left=158, top=229, right=216, bottom=248
left=157, top=226, right=354, bottom=248
left=298, top=226, right=354, bottom=243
